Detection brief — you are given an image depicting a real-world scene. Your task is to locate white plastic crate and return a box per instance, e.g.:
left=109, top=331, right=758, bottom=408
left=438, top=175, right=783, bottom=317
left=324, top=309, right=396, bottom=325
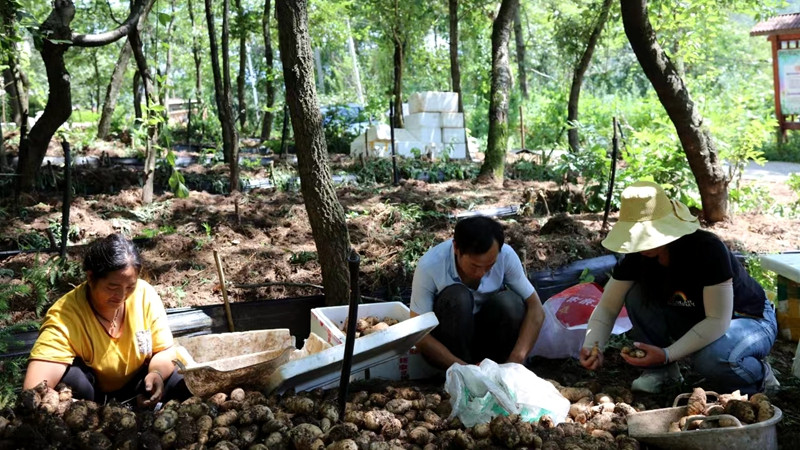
left=310, top=302, right=442, bottom=381
left=441, top=112, right=464, bottom=128
left=404, top=112, right=442, bottom=128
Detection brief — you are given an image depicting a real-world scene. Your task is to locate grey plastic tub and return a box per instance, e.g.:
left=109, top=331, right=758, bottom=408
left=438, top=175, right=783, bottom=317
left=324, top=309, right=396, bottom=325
left=628, top=398, right=782, bottom=450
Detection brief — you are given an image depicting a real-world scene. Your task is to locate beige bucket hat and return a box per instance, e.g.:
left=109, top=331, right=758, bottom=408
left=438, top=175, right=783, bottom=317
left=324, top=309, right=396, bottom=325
left=602, top=181, right=700, bottom=253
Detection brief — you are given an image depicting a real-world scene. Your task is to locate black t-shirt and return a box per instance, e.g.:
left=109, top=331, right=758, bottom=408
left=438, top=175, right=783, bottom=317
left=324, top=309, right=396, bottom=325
left=612, top=230, right=766, bottom=322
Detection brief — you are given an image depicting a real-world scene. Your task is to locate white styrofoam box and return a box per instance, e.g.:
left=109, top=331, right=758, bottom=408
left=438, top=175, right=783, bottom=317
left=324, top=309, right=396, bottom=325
left=393, top=141, right=426, bottom=158
left=266, top=309, right=438, bottom=392
left=404, top=112, right=442, bottom=128
left=309, top=302, right=441, bottom=381
left=407, top=126, right=442, bottom=143
left=391, top=128, right=418, bottom=142
left=366, top=346, right=443, bottom=381
left=441, top=112, right=464, bottom=128
left=367, top=124, right=391, bottom=141
left=442, top=128, right=467, bottom=144
left=440, top=143, right=468, bottom=159
left=761, top=254, right=800, bottom=284
left=408, top=91, right=459, bottom=114
left=312, top=302, right=412, bottom=345
left=350, top=133, right=366, bottom=156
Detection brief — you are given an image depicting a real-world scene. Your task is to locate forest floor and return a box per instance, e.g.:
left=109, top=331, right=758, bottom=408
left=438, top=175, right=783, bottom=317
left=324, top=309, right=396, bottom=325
left=1, top=142, right=800, bottom=447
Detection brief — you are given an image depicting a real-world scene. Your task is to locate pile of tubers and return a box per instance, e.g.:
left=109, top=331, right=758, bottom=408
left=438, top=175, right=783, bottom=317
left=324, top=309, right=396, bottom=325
left=341, top=316, right=400, bottom=338
left=0, top=379, right=644, bottom=450
left=667, top=387, right=776, bottom=432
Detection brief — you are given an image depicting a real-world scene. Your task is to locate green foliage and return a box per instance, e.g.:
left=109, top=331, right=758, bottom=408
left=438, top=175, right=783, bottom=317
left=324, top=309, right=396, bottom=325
left=729, top=184, right=775, bottom=215
left=744, top=253, right=776, bottom=298
left=353, top=158, right=480, bottom=184
left=0, top=357, right=27, bottom=409
left=289, top=251, right=318, bottom=265
left=135, top=225, right=177, bottom=239
left=20, top=255, right=83, bottom=316
left=399, top=233, right=436, bottom=276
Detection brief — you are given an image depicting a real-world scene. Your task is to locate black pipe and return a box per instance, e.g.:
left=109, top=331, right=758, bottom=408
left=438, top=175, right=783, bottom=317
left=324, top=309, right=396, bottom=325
left=389, top=100, right=399, bottom=186
left=60, top=139, right=72, bottom=259
left=602, top=117, right=619, bottom=229
left=339, top=248, right=361, bottom=419
left=280, top=103, right=290, bottom=159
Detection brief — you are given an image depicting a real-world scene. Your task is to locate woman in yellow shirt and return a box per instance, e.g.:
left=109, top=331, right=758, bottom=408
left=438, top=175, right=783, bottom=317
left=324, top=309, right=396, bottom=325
left=24, top=233, right=190, bottom=407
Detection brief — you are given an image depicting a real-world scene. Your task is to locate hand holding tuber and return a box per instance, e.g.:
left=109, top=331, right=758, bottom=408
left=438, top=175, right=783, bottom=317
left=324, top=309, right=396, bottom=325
left=620, top=342, right=666, bottom=367
left=138, top=370, right=165, bottom=408
left=578, top=345, right=604, bottom=371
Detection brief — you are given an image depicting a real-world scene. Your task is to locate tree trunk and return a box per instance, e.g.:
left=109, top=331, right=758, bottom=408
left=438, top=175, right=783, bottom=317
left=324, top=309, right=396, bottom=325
left=478, top=0, right=518, bottom=182
left=0, top=120, right=6, bottom=172
left=129, top=26, right=160, bottom=204
left=620, top=0, right=728, bottom=222
left=567, top=0, right=613, bottom=153
left=260, top=0, right=276, bottom=141
left=97, top=42, right=133, bottom=139
left=159, top=0, right=176, bottom=108
left=188, top=0, right=202, bottom=145
left=235, top=0, right=247, bottom=130
left=205, top=0, right=240, bottom=191
left=0, top=7, right=26, bottom=128
left=513, top=5, right=528, bottom=99
left=276, top=0, right=351, bottom=306
left=448, top=0, right=463, bottom=113
left=15, top=3, right=76, bottom=194
left=91, top=50, right=101, bottom=111
left=346, top=20, right=364, bottom=105
left=133, top=71, right=143, bottom=121
left=391, top=0, right=404, bottom=129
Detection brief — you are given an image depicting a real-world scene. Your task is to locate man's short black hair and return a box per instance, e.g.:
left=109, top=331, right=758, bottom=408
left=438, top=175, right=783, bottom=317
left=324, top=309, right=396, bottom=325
left=453, top=216, right=504, bottom=255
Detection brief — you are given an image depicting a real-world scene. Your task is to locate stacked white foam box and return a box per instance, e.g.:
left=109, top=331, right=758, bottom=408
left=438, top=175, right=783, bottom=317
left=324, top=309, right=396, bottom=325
left=351, top=125, right=421, bottom=158
left=404, top=92, right=469, bottom=159
left=349, top=92, right=470, bottom=159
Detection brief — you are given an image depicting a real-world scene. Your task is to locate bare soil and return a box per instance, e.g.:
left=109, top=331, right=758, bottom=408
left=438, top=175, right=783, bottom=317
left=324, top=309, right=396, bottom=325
left=1, top=151, right=799, bottom=447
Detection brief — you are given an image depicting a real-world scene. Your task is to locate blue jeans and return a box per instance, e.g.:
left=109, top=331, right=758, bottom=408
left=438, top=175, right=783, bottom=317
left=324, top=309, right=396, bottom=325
left=625, top=284, right=778, bottom=394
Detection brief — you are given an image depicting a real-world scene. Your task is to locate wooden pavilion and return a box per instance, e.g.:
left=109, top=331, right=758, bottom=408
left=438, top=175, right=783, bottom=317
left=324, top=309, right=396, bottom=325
left=752, top=13, right=800, bottom=139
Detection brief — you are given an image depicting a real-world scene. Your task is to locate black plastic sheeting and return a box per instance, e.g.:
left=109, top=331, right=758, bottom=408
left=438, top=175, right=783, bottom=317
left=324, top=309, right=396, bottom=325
left=529, top=254, right=619, bottom=302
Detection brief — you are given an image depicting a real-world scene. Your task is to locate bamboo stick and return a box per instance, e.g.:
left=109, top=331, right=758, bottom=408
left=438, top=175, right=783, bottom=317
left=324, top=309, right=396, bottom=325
left=213, top=249, right=236, bottom=332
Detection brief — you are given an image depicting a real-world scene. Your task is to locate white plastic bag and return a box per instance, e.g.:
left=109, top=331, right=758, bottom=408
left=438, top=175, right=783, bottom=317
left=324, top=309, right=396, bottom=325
left=531, top=283, right=632, bottom=359
left=444, top=359, right=570, bottom=427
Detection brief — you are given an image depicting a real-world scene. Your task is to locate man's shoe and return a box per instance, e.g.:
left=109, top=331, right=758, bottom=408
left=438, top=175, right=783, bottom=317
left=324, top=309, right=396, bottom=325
left=762, top=361, right=780, bottom=396
left=631, top=363, right=683, bottom=394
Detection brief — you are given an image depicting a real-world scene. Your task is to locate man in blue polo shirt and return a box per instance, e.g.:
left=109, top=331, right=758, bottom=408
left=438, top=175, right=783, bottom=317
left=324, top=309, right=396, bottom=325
left=410, top=216, right=545, bottom=369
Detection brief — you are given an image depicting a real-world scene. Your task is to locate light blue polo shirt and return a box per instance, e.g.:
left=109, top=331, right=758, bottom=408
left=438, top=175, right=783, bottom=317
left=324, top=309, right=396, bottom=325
left=410, top=239, right=536, bottom=315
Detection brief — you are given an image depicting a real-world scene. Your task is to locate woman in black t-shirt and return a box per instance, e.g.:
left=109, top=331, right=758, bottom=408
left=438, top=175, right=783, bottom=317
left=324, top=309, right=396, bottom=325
left=578, top=181, right=778, bottom=395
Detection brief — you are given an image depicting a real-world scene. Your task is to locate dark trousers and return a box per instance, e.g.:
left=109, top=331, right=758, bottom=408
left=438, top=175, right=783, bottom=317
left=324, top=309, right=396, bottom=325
left=431, top=284, right=525, bottom=364
left=61, top=357, right=191, bottom=406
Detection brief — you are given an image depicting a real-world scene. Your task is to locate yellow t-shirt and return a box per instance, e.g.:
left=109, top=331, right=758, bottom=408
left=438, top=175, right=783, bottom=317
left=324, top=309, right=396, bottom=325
left=29, top=279, right=174, bottom=392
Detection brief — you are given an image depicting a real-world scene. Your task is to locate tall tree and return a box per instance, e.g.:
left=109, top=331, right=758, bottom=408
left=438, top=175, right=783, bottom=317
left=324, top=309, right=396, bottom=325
left=276, top=0, right=351, bottom=306
left=15, top=0, right=145, bottom=195
left=205, top=0, right=240, bottom=192
left=1, top=3, right=29, bottom=129
left=620, top=0, right=728, bottom=222
left=235, top=0, right=247, bottom=130
left=448, top=0, right=464, bottom=114
left=96, top=43, right=132, bottom=139
left=391, top=0, right=405, bottom=128
left=187, top=0, right=203, bottom=145
left=97, top=0, right=156, bottom=140
left=479, top=0, right=518, bottom=181
left=259, top=0, right=276, bottom=141
left=129, top=22, right=160, bottom=204
left=567, top=0, right=613, bottom=153
left=512, top=4, right=528, bottom=99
